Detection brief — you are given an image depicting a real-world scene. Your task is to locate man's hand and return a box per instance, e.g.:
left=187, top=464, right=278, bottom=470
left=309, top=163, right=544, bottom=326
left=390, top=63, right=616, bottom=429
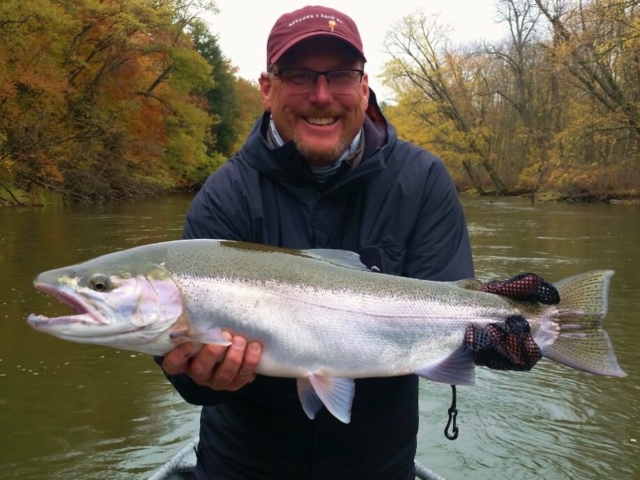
left=162, top=333, right=262, bottom=391
left=482, top=272, right=560, bottom=304
left=465, top=315, right=542, bottom=371
left=463, top=272, right=558, bottom=371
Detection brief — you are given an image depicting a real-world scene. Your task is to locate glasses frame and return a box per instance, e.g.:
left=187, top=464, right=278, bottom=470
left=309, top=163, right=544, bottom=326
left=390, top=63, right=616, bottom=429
left=270, top=68, right=365, bottom=89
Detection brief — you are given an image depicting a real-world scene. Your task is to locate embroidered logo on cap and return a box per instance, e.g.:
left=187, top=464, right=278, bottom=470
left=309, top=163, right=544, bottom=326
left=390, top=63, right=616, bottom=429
left=328, top=20, right=336, bottom=31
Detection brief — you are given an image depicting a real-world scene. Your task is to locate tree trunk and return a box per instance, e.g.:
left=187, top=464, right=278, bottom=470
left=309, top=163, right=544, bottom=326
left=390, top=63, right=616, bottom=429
left=0, top=180, right=26, bottom=206
left=462, top=160, right=486, bottom=194
left=480, top=161, right=507, bottom=192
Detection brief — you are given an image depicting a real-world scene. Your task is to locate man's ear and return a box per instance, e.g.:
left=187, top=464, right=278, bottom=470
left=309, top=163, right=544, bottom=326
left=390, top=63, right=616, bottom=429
left=361, top=72, right=370, bottom=108
left=259, top=72, right=272, bottom=112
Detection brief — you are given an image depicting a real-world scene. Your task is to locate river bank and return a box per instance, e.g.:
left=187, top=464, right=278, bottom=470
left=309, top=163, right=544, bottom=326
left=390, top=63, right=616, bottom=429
left=461, top=187, right=640, bottom=205
left=1, top=181, right=639, bottom=207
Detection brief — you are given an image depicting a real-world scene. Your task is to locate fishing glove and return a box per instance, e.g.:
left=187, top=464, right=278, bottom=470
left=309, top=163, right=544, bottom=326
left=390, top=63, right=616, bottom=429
left=481, top=272, right=559, bottom=304
left=465, top=273, right=559, bottom=371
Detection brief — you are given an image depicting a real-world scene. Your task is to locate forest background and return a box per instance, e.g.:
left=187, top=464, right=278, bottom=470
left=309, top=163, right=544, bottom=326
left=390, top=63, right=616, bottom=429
left=1, top=0, right=639, bottom=206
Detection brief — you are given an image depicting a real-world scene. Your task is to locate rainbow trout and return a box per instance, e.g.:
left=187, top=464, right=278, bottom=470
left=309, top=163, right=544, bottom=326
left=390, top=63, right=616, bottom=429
left=27, top=239, right=625, bottom=423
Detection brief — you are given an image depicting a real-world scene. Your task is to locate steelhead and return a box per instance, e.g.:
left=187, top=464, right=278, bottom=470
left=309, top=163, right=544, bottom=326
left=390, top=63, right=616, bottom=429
left=27, top=239, right=626, bottom=423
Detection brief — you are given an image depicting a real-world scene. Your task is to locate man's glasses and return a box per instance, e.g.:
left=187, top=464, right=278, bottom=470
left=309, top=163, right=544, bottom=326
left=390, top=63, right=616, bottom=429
left=271, top=69, right=364, bottom=92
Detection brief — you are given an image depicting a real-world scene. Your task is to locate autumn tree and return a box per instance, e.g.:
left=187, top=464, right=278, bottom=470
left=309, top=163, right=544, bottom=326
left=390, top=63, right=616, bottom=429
left=483, top=0, right=559, bottom=198
left=0, top=0, right=73, bottom=199
left=382, top=11, right=507, bottom=194
left=0, top=0, right=223, bottom=203
left=382, top=1, right=640, bottom=198
left=230, top=77, right=265, bottom=154
left=533, top=0, right=640, bottom=192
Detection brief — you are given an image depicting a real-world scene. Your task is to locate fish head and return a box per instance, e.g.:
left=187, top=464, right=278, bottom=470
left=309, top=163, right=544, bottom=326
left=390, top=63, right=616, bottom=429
left=27, top=252, right=183, bottom=354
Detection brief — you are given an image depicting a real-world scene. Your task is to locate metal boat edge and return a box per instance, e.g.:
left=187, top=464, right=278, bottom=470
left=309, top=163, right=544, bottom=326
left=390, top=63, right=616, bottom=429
left=148, top=438, right=446, bottom=480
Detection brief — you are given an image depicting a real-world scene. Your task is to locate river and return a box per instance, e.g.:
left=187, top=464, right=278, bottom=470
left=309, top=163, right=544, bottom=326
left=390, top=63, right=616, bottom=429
left=0, top=195, right=638, bottom=479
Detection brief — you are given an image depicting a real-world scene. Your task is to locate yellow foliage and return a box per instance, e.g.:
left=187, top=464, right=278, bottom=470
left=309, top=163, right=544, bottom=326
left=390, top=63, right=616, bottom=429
left=377, top=2, right=640, bottom=197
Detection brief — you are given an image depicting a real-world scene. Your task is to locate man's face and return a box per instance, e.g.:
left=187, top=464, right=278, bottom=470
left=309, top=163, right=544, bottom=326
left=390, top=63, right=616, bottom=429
left=259, top=37, right=369, bottom=166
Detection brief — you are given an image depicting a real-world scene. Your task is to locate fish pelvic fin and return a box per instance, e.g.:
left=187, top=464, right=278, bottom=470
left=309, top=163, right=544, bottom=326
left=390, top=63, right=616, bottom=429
left=415, top=345, right=476, bottom=386
left=296, top=375, right=355, bottom=424
left=539, top=270, right=626, bottom=378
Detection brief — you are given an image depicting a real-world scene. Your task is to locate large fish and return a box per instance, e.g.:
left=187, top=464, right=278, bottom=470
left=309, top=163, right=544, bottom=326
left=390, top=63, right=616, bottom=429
left=27, top=239, right=626, bottom=423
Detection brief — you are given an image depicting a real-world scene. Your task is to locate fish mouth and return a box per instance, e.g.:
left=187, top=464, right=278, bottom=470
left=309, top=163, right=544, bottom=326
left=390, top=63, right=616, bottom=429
left=28, top=282, right=108, bottom=326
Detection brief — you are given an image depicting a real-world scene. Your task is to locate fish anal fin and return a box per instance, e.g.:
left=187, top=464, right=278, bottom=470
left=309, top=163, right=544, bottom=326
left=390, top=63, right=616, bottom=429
left=302, top=374, right=355, bottom=424
left=296, top=377, right=323, bottom=420
left=415, top=345, right=476, bottom=386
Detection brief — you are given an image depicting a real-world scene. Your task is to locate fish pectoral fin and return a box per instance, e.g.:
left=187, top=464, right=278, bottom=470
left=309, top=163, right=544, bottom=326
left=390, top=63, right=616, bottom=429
left=299, top=374, right=355, bottom=424
left=296, top=377, right=323, bottom=420
left=415, top=345, right=476, bottom=386
left=169, top=326, right=232, bottom=346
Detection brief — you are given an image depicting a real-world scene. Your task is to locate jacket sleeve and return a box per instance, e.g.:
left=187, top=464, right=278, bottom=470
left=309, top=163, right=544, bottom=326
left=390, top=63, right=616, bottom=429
left=154, top=165, right=251, bottom=406
left=182, top=162, right=251, bottom=242
left=402, top=155, right=475, bottom=282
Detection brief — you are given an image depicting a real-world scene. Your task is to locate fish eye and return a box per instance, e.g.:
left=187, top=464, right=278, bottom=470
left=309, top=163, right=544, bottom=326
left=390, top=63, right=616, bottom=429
left=89, top=274, right=111, bottom=292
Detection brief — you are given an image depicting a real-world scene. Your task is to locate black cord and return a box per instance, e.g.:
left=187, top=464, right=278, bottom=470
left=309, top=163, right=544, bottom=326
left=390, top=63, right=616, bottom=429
left=444, top=384, right=459, bottom=440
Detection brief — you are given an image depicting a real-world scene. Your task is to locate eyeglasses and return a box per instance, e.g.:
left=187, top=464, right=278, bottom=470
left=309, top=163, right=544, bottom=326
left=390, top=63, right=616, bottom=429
left=271, top=68, right=364, bottom=92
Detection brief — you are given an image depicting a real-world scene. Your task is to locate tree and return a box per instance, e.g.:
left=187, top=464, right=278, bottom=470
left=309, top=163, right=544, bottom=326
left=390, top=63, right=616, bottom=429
left=382, top=11, right=507, bottom=193
left=230, top=77, right=264, bottom=153
left=191, top=20, right=240, bottom=158
left=0, top=0, right=221, bottom=201
left=534, top=0, right=640, bottom=192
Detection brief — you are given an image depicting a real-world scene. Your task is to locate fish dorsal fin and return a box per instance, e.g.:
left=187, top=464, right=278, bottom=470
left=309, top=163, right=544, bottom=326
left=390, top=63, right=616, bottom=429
left=302, top=249, right=371, bottom=271
left=451, top=278, right=484, bottom=291
left=415, top=345, right=476, bottom=386
left=296, top=374, right=356, bottom=423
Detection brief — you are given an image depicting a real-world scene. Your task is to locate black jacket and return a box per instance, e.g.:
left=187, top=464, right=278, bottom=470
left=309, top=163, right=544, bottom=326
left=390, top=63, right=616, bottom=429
left=159, top=93, right=474, bottom=480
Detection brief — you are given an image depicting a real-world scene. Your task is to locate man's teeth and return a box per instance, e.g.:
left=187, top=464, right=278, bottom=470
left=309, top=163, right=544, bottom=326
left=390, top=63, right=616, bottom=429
left=307, top=118, right=336, bottom=125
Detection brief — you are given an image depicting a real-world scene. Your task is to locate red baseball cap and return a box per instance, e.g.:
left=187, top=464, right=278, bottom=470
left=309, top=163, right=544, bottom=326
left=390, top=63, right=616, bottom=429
left=266, top=5, right=366, bottom=67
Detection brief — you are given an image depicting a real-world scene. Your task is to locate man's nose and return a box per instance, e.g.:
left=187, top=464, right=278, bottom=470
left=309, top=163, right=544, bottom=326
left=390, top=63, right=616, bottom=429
left=309, top=74, right=332, bottom=105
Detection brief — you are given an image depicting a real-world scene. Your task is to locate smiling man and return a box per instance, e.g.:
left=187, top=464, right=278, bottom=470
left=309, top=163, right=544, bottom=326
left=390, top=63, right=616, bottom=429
left=261, top=32, right=368, bottom=166
left=157, top=5, right=475, bottom=480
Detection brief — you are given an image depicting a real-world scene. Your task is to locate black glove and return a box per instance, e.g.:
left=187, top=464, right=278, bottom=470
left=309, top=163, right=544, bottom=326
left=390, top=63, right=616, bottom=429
left=481, top=272, right=559, bottom=304
left=465, top=315, right=541, bottom=371
left=463, top=273, right=558, bottom=371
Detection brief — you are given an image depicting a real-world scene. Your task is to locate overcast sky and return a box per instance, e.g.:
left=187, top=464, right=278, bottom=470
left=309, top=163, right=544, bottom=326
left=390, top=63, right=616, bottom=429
left=205, top=0, right=508, bottom=101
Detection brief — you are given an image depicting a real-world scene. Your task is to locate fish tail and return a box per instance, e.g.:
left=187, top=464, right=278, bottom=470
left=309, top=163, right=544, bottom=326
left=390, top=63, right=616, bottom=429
left=538, top=270, right=626, bottom=377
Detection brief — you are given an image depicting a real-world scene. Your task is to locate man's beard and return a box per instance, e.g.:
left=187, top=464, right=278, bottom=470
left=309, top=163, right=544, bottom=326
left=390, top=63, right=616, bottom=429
left=293, top=135, right=350, bottom=166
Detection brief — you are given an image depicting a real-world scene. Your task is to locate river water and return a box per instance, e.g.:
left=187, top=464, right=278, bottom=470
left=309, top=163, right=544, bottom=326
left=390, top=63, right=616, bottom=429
left=0, top=195, right=638, bottom=479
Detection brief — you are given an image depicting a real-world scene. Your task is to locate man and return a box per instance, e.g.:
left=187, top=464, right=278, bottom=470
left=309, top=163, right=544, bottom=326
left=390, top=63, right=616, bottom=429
left=156, top=5, right=543, bottom=479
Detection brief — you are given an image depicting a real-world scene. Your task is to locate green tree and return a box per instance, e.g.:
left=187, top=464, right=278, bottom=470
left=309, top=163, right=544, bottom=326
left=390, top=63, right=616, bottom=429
left=191, top=20, right=240, bottom=158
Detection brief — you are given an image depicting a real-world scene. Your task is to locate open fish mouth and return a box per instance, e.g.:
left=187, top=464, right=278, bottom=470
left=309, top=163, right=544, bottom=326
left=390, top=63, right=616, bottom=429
left=28, top=282, right=107, bottom=326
